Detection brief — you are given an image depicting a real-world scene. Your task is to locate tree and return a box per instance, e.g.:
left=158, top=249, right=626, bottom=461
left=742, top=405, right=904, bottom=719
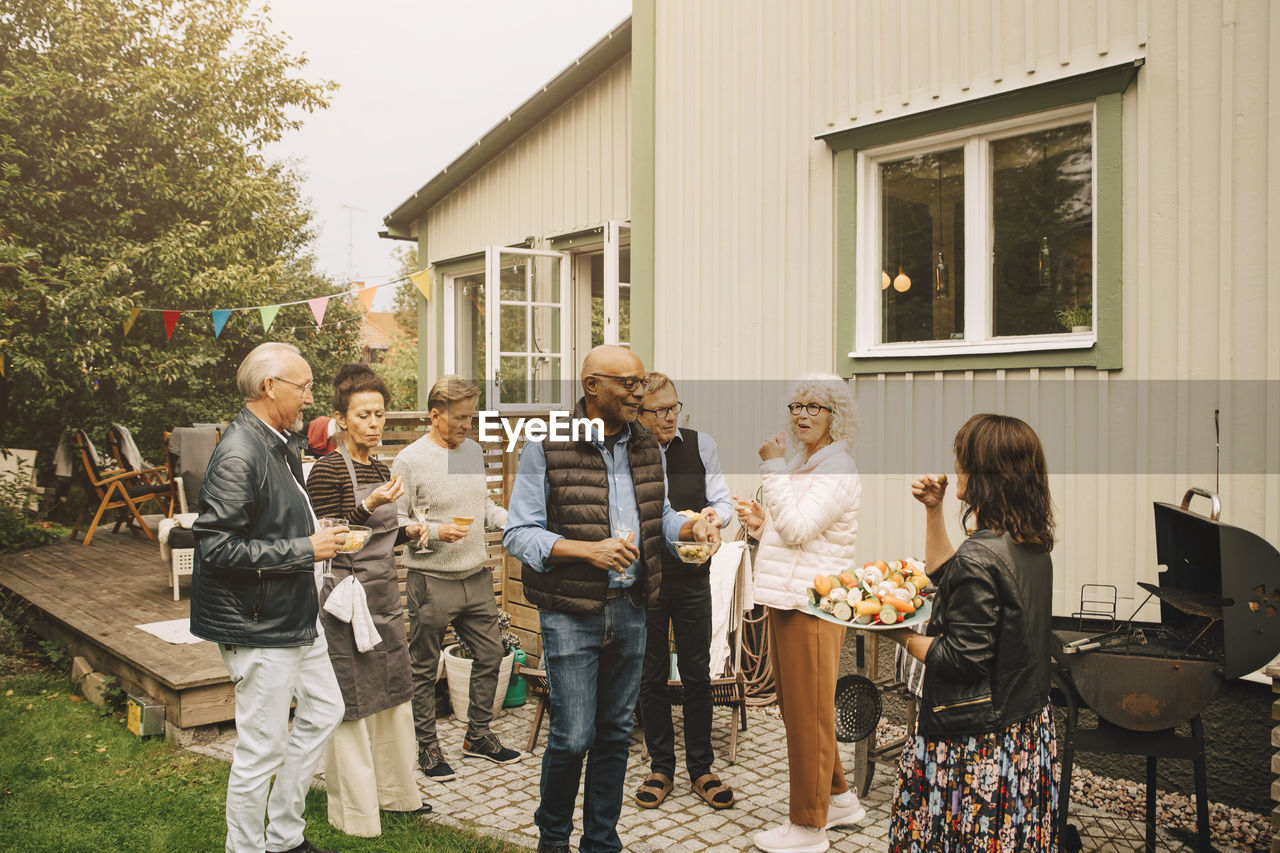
left=390, top=244, right=420, bottom=336
left=383, top=245, right=421, bottom=409
left=0, top=0, right=360, bottom=473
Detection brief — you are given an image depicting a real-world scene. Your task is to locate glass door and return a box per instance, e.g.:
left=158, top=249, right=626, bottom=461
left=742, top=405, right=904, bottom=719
left=485, top=246, right=571, bottom=412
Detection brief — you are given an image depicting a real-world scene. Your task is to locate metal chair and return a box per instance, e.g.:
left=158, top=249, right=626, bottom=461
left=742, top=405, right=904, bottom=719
left=71, top=430, right=168, bottom=545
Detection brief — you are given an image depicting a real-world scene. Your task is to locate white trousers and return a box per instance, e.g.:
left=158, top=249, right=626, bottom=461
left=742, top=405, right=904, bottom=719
left=220, top=635, right=344, bottom=853
left=324, top=700, right=421, bottom=837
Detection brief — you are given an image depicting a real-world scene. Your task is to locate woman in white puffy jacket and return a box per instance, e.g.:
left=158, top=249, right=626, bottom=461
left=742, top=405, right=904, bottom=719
left=738, top=374, right=864, bottom=853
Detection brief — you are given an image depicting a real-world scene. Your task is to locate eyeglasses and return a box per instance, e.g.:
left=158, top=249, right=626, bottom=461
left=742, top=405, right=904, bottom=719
left=787, top=402, right=832, bottom=417
left=274, top=376, right=315, bottom=394
left=590, top=374, right=645, bottom=392
left=639, top=402, right=683, bottom=419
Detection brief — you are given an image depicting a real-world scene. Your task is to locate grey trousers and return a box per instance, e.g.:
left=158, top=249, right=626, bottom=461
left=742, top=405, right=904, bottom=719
left=407, top=569, right=503, bottom=750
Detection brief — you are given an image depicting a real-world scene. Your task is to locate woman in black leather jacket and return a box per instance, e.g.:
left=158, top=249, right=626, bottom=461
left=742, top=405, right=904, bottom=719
left=885, top=413, right=1058, bottom=853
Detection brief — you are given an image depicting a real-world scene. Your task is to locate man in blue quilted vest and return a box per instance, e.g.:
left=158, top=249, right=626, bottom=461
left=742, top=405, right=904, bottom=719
left=504, top=345, right=719, bottom=853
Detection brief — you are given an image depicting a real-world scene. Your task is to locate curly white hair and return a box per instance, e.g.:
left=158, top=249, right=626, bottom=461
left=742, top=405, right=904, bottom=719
left=785, top=373, right=859, bottom=449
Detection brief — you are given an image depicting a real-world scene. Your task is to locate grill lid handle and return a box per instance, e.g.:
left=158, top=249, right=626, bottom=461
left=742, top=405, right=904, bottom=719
left=1181, top=488, right=1222, bottom=521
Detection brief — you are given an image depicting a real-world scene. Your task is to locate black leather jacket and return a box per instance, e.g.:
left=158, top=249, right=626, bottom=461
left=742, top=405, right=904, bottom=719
left=918, top=529, right=1053, bottom=737
left=189, top=408, right=318, bottom=647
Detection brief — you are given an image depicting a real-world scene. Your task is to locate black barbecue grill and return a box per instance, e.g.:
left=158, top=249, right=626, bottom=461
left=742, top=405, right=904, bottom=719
left=1051, top=488, right=1280, bottom=852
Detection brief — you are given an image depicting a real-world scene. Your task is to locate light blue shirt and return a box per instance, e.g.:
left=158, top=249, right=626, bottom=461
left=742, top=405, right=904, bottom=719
left=503, top=423, right=688, bottom=588
left=661, top=429, right=734, bottom=527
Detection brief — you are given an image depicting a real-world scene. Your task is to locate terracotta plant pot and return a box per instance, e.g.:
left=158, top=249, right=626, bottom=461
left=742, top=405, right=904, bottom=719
left=442, top=644, right=514, bottom=724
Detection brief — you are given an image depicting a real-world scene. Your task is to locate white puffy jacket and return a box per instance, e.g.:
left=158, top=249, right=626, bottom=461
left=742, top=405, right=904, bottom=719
left=752, top=441, right=862, bottom=612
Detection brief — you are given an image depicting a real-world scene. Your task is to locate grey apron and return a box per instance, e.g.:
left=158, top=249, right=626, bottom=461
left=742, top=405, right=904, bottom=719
left=319, top=446, right=412, bottom=721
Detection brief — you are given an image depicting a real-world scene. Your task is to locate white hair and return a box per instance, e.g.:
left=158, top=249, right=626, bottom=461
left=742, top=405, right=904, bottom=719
left=237, top=342, right=301, bottom=402
left=786, top=372, right=859, bottom=448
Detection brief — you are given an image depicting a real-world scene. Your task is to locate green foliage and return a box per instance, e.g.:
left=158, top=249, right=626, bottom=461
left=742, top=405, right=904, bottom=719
left=97, top=675, right=127, bottom=715
left=0, top=0, right=361, bottom=470
left=380, top=332, right=420, bottom=412
left=0, top=674, right=524, bottom=851
left=0, top=454, right=68, bottom=551
left=37, top=639, right=67, bottom=672
left=391, top=245, right=421, bottom=336
left=1056, top=304, right=1092, bottom=331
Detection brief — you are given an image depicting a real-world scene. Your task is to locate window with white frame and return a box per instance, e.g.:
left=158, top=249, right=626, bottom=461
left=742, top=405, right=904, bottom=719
left=856, top=104, right=1095, bottom=356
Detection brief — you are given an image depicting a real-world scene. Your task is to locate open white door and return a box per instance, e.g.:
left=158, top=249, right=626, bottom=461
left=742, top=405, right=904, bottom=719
left=602, top=221, right=631, bottom=346
left=485, top=246, right=572, bottom=412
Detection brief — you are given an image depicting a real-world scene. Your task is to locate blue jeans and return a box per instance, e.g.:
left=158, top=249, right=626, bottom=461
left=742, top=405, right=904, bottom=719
left=535, top=596, right=646, bottom=853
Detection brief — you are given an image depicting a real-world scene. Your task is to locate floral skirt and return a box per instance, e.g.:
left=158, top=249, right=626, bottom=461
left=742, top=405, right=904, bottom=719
left=889, top=704, right=1059, bottom=853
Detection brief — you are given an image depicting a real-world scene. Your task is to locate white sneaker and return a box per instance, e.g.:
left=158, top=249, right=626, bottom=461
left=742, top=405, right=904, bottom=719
left=753, top=820, right=830, bottom=853
left=825, top=791, right=867, bottom=829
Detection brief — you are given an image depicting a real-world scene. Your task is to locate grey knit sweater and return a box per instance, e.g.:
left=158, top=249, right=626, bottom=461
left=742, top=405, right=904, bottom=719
left=391, top=435, right=507, bottom=579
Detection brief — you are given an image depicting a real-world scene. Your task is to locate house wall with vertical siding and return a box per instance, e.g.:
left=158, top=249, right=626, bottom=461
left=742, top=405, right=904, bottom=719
left=422, top=58, right=632, bottom=264
left=649, top=0, right=1280, bottom=619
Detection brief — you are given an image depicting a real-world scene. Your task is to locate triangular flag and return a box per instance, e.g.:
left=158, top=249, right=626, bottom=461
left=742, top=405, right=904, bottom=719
left=308, top=296, right=329, bottom=327
left=260, top=304, right=281, bottom=332
left=0, top=339, right=6, bottom=378
left=211, top=309, right=231, bottom=338
left=123, top=308, right=140, bottom=336
left=409, top=269, right=431, bottom=302
left=358, top=284, right=376, bottom=312
left=163, top=310, right=180, bottom=340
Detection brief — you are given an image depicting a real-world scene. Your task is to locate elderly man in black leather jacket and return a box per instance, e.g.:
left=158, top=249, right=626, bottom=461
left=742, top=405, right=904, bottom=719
left=190, top=342, right=350, bottom=853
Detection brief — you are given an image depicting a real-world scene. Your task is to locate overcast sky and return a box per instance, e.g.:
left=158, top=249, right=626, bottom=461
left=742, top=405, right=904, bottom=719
left=260, top=0, right=632, bottom=308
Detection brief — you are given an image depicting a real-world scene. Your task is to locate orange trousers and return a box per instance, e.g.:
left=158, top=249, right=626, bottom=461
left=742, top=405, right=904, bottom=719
left=768, top=606, right=850, bottom=827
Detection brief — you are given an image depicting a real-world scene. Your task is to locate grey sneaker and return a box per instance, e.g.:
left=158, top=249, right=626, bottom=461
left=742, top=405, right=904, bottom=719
left=418, top=746, right=456, bottom=781
left=462, top=732, right=522, bottom=765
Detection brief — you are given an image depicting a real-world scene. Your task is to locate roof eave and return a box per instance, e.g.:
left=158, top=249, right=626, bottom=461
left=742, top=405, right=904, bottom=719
left=383, top=16, right=632, bottom=232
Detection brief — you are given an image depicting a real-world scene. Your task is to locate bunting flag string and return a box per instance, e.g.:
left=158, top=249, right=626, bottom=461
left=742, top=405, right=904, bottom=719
left=260, top=304, right=281, bottom=333
left=123, top=308, right=141, bottom=337
left=307, top=296, right=329, bottom=328
left=409, top=269, right=431, bottom=302
left=210, top=309, right=231, bottom=338
left=114, top=272, right=431, bottom=341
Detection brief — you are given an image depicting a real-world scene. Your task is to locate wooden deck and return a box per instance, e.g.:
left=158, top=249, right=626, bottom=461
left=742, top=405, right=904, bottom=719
left=0, top=530, right=234, bottom=728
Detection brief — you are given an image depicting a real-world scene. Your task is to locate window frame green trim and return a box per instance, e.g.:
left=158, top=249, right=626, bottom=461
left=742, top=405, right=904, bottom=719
left=827, top=59, right=1141, bottom=375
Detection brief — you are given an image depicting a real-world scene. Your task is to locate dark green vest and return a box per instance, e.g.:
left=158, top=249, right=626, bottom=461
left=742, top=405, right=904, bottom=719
left=522, top=399, right=667, bottom=614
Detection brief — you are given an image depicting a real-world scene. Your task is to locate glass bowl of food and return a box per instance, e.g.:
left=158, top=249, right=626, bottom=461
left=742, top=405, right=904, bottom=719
left=337, top=525, right=372, bottom=553
left=669, top=539, right=718, bottom=565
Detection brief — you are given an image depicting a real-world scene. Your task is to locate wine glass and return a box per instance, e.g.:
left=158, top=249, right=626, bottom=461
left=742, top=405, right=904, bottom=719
left=611, top=504, right=636, bottom=542
left=316, top=517, right=346, bottom=579
left=412, top=501, right=433, bottom=554
left=452, top=514, right=476, bottom=538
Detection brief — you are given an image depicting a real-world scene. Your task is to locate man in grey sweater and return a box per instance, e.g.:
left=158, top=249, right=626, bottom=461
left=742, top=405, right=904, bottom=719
left=392, top=376, right=520, bottom=781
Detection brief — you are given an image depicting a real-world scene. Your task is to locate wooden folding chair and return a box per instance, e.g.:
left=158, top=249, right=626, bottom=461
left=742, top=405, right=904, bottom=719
left=107, top=424, right=172, bottom=514
left=72, top=430, right=169, bottom=545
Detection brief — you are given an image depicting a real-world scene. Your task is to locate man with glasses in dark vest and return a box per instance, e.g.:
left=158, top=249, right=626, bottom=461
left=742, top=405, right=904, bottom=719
left=633, top=372, right=736, bottom=812
left=504, top=345, right=720, bottom=853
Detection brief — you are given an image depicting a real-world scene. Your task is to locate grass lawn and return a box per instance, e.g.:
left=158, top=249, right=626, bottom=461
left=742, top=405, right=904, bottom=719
left=0, top=671, right=524, bottom=853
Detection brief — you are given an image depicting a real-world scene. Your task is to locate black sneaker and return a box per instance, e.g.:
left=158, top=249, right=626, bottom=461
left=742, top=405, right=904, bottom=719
left=418, top=746, right=456, bottom=781
left=462, top=732, right=522, bottom=765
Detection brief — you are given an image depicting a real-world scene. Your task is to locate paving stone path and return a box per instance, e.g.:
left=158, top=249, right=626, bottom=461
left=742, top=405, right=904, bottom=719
left=186, top=700, right=1236, bottom=852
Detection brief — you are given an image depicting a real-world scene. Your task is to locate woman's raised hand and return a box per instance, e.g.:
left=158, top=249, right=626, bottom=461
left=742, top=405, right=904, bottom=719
left=733, top=495, right=765, bottom=537
left=758, top=434, right=787, bottom=461
left=911, top=473, right=948, bottom=508
left=366, top=474, right=405, bottom=510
